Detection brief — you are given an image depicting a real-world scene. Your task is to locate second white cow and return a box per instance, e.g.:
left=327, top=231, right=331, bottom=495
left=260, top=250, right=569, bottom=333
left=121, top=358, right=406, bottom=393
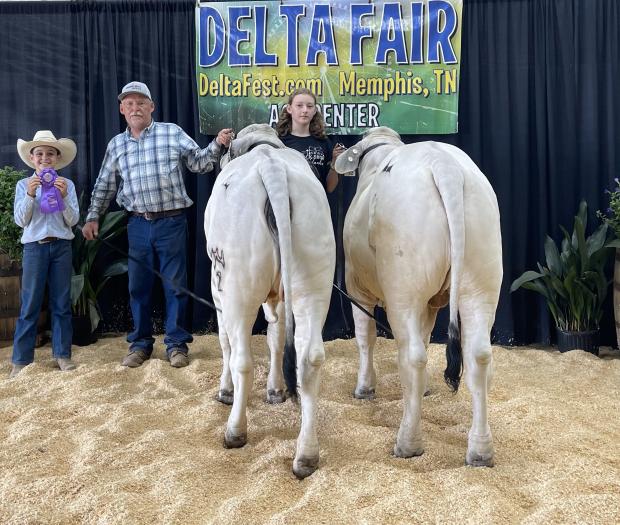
left=334, top=127, right=502, bottom=466
left=204, top=124, right=335, bottom=478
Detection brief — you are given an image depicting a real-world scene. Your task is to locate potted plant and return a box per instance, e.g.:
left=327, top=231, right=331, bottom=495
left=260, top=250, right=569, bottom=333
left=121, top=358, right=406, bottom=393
left=0, top=166, right=26, bottom=265
left=0, top=166, right=53, bottom=347
left=510, top=200, right=612, bottom=355
left=597, top=179, right=620, bottom=349
left=71, top=198, right=128, bottom=346
left=0, top=166, right=28, bottom=346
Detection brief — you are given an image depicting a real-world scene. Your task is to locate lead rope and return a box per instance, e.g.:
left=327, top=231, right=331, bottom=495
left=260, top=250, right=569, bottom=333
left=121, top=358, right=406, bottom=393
left=330, top=142, right=395, bottom=337
left=78, top=223, right=221, bottom=313
left=87, top=220, right=393, bottom=335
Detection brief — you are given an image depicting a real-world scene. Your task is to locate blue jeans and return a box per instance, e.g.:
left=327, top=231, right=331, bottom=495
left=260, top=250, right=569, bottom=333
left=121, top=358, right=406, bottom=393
left=127, top=214, right=192, bottom=356
left=12, top=239, right=73, bottom=365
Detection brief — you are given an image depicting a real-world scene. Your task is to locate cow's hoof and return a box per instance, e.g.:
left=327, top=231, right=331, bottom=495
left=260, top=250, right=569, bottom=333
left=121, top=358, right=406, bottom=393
left=216, top=390, right=234, bottom=405
left=223, top=430, right=247, bottom=449
left=466, top=452, right=494, bottom=467
left=423, top=388, right=432, bottom=397
left=293, top=455, right=319, bottom=479
left=266, top=389, right=286, bottom=404
left=466, top=434, right=494, bottom=466
left=353, top=387, right=375, bottom=400
left=393, top=443, right=424, bottom=458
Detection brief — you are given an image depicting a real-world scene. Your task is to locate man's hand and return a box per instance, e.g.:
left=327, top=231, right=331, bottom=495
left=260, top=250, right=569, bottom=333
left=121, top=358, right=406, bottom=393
left=216, top=128, right=235, bottom=148
left=82, top=221, right=99, bottom=240
left=54, top=177, right=68, bottom=198
left=26, top=174, right=41, bottom=198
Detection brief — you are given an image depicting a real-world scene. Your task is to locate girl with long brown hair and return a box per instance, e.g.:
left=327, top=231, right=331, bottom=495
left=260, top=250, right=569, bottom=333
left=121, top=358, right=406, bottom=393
left=276, top=88, right=344, bottom=192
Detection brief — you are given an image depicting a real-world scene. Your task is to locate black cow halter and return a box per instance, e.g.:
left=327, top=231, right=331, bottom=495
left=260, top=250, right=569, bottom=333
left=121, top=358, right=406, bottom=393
left=355, top=142, right=391, bottom=177
left=229, top=140, right=281, bottom=161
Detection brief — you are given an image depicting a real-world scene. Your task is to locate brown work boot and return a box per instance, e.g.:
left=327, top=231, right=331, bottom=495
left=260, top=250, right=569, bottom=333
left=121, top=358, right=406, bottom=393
left=168, top=349, right=189, bottom=368
left=9, top=364, right=27, bottom=378
left=56, top=357, right=76, bottom=371
left=121, top=350, right=149, bottom=368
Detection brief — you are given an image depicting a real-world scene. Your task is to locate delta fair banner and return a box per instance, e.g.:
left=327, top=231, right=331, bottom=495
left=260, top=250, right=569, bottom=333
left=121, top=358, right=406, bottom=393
left=196, top=1, right=462, bottom=135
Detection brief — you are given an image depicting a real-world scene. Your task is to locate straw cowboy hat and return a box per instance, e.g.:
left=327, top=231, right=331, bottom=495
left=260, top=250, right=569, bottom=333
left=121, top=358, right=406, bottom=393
left=17, top=130, right=77, bottom=170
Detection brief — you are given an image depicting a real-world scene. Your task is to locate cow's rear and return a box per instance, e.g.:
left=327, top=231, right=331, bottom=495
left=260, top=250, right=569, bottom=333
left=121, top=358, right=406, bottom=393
left=205, top=131, right=335, bottom=478
left=336, top=128, right=502, bottom=466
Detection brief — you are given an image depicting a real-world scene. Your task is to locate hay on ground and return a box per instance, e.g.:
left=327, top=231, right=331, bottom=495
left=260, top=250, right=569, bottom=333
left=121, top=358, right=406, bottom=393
left=0, top=335, right=619, bottom=524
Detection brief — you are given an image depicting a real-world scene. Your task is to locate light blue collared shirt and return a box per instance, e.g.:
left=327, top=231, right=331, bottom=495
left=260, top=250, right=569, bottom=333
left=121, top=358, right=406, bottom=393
left=85, top=120, right=223, bottom=221
left=14, top=173, right=80, bottom=244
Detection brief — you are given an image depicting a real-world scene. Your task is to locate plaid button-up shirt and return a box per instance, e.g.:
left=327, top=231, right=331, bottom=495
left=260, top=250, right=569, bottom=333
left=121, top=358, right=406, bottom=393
left=86, top=120, right=223, bottom=221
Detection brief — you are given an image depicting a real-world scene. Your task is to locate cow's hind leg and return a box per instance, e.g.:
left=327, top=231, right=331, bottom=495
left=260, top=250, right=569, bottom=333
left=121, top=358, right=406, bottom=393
left=263, top=300, right=286, bottom=403
left=351, top=299, right=378, bottom=400
left=223, top=315, right=255, bottom=449
left=216, top=310, right=234, bottom=405
left=422, top=305, right=439, bottom=396
left=292, top=316, right=326, bottom=479
left=390, top=310, right=427, bottom=458
left=460, top=305, right=495, bottom=467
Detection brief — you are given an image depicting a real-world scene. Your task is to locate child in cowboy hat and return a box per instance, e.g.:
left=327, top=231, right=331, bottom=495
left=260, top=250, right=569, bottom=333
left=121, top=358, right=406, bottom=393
left=10, top=130, right=80, bottom=378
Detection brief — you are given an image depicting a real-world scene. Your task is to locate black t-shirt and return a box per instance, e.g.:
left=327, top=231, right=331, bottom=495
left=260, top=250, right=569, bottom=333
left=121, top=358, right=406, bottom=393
left=280, top=134, right=334, bottom=188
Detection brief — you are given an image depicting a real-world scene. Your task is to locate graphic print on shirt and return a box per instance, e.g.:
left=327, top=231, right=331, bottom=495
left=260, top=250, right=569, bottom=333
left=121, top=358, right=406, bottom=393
left=304, top=146, right=325, bottom=170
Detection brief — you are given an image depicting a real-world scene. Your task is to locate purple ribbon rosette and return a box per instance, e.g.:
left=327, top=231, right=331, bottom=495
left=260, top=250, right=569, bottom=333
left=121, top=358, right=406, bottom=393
left=39, top=168, right=65, bottom=214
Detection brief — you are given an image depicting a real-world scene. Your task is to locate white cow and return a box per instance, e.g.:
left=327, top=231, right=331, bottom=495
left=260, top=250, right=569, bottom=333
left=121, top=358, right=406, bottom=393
left=334, top=127, right=502, bottom=466
left=204, top=124, right=335, bottom=478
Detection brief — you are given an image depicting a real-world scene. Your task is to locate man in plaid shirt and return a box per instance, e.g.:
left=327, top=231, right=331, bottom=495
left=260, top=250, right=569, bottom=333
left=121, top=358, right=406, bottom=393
left=82, top=81, right=234, bottom=369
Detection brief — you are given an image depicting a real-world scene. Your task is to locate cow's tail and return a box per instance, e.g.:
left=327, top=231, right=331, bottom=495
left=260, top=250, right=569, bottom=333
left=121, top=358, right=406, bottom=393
left=258, top=159, right=297, bottom=398
left=431, top=151, right=465, bottom=392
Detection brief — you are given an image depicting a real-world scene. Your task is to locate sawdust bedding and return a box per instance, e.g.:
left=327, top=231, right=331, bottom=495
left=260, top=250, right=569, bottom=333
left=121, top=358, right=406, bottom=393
left=0, top=335, right=619, bottom=524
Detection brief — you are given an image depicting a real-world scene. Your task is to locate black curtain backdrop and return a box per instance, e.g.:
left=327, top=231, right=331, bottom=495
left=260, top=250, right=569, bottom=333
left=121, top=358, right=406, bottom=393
left=1, top=0, right=619, bottom=346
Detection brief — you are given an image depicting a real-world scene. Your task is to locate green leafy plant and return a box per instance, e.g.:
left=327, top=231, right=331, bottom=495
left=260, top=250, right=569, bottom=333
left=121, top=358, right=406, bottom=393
left=510, top=200, right=614, bottom=332
left=0, top=166, right=28, bottom=263
left=71, top=196, right=128, bottom=332
left=597, top=178, right=620, bottom=238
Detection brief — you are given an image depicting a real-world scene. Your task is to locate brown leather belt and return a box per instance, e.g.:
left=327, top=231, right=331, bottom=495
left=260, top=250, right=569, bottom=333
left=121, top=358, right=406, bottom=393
left=38, top=236, right=60, bottom=244
left=131, top=209, right=185, bottom=221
